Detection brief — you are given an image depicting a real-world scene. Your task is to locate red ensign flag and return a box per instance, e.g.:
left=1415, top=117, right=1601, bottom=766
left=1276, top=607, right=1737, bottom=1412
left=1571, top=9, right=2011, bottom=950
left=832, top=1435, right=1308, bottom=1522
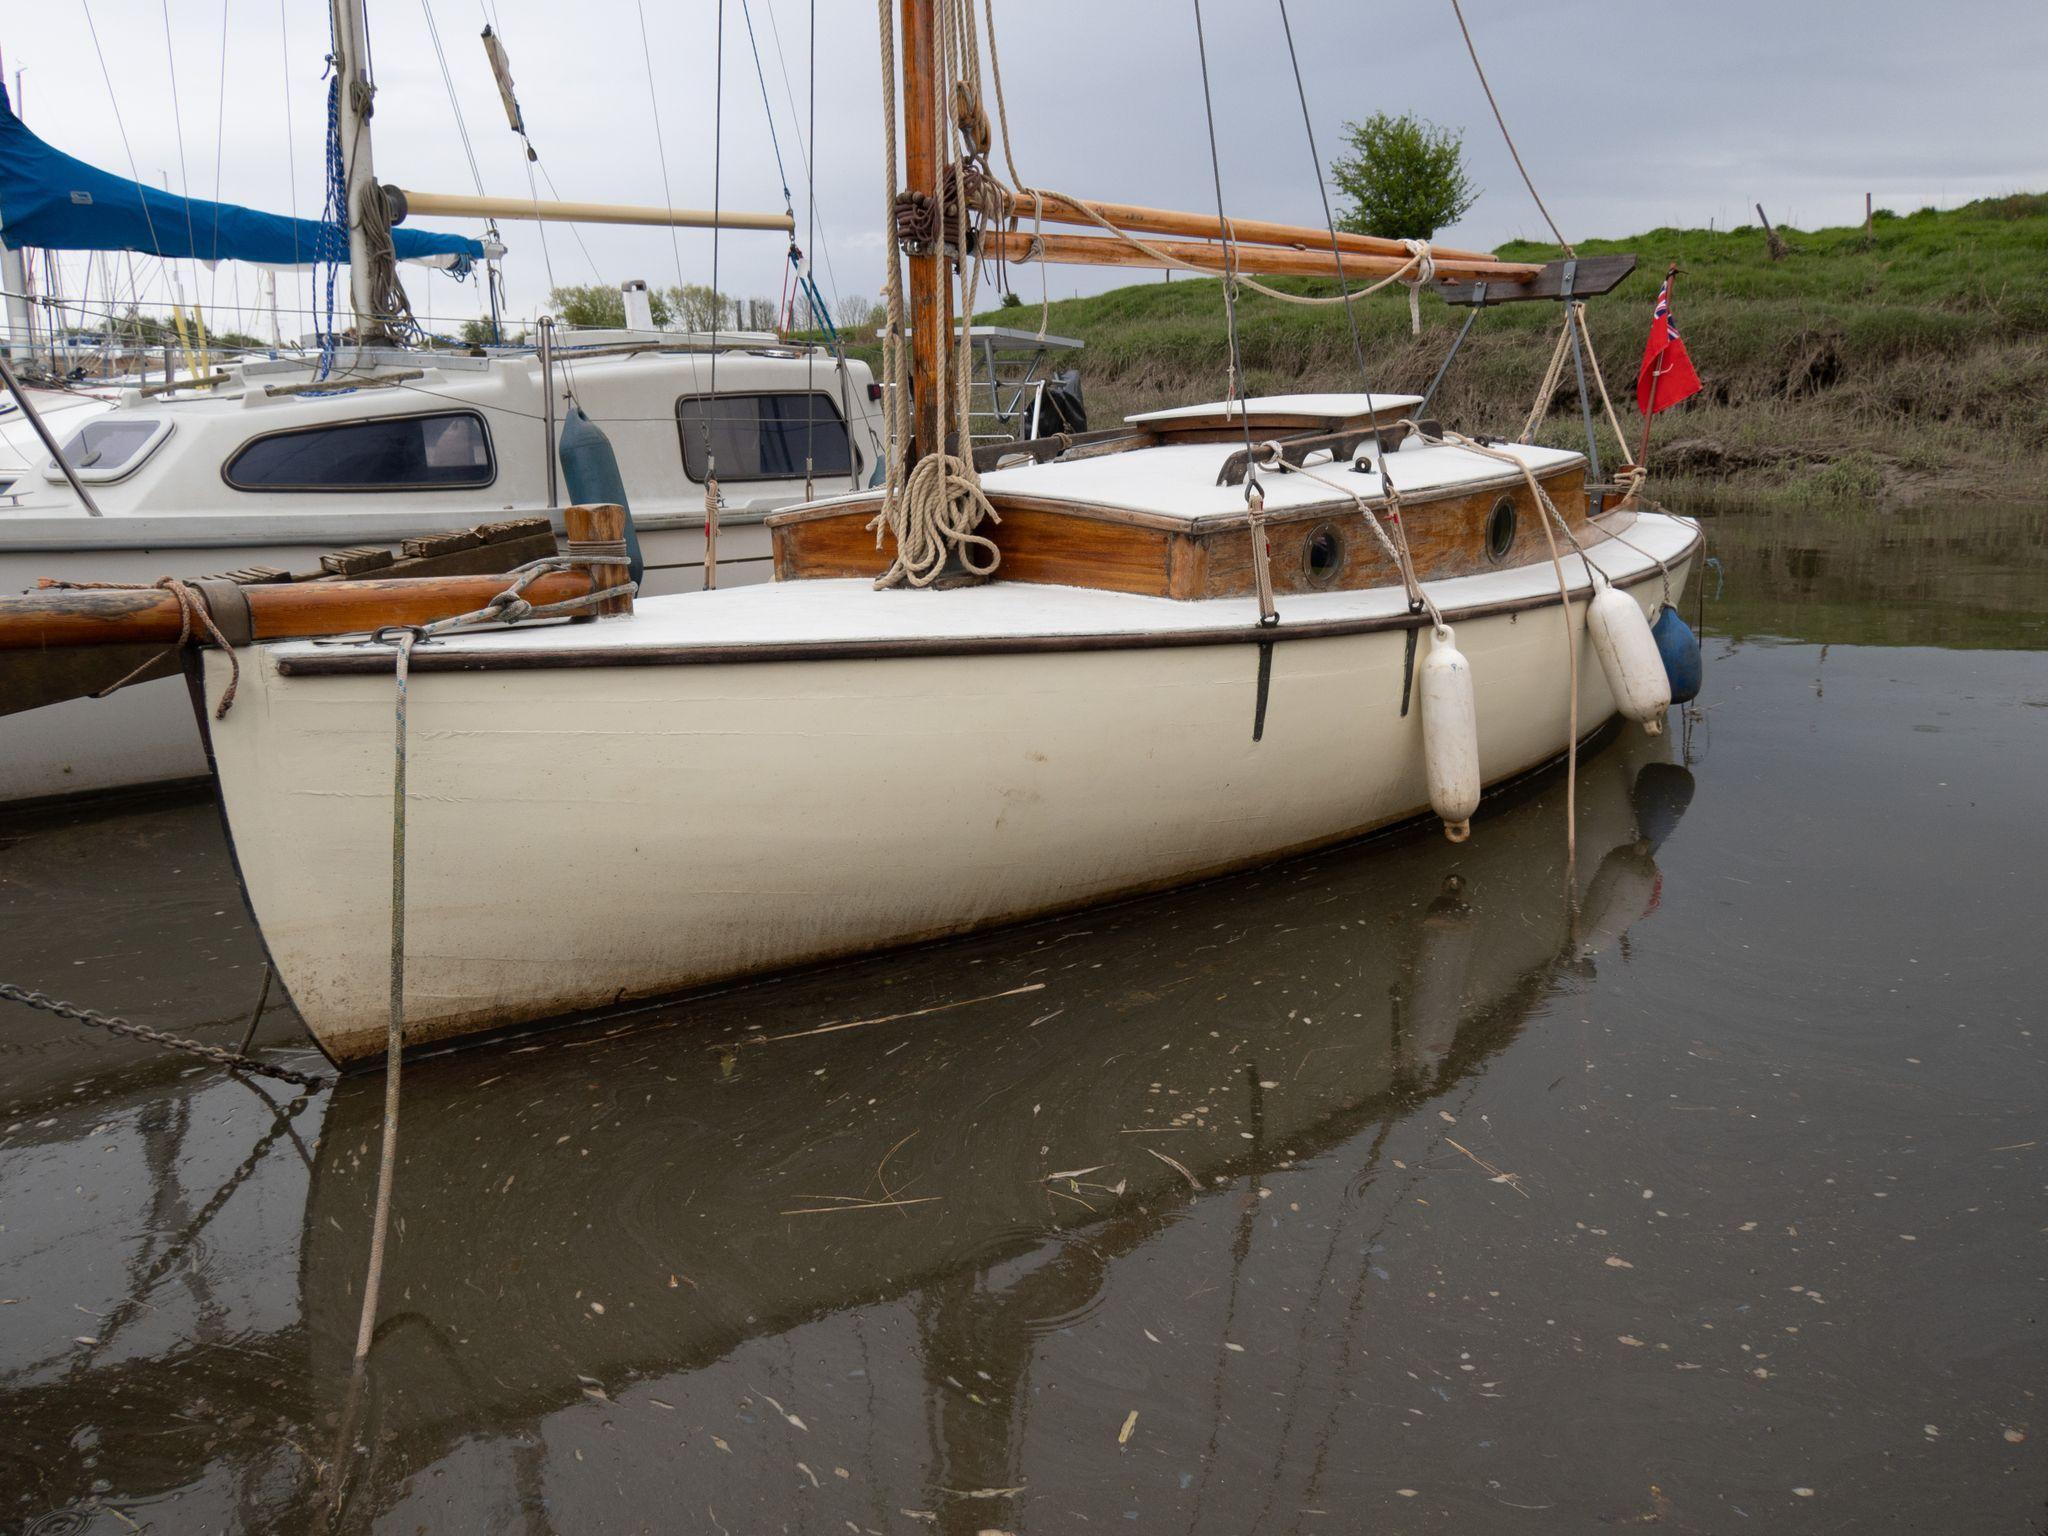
left=1637, top=276, right=1703, bottom=416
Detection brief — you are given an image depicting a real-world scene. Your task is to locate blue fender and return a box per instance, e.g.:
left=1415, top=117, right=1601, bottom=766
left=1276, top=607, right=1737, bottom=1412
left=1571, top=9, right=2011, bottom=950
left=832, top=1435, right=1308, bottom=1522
left=558, top=405, right=645, bottom=589
left=1652, top=603, right=1703, bottom=704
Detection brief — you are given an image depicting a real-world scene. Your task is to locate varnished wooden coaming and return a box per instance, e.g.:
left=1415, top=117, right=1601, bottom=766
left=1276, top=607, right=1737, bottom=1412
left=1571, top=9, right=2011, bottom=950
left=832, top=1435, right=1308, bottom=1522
left=768, top=460, right=1595, bottom=601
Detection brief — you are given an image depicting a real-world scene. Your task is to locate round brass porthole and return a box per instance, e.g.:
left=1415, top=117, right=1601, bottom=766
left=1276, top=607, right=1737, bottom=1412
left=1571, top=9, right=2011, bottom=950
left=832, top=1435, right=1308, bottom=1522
left=1485, top=497, right=1517, bottom=563
left=1303, top=522, right=1345, bottom=587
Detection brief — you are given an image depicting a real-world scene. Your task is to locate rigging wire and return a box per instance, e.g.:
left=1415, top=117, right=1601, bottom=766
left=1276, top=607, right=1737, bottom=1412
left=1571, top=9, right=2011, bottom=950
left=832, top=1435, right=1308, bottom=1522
left=1274, top=0, right=1372, bottom=400
left=1188, top=0, right=1259, bottom=483
left=737, top=0, right=794, bottom=218
left=80, top=2, right=169, bottom=266
left=159, top=0, right=208, bottom=318
left=208, top=0, right=231, bottom=321
left=279, top=0, right=307, bottom=333
left=635, top=0, right=692, bottom=308
left=420, top=0, right=488, bottom=197
left=1447, top=0, right=1572, bottom=255
left=704, top=0, right=727, bottom=475
left=760, top=0, right=845, bottom=317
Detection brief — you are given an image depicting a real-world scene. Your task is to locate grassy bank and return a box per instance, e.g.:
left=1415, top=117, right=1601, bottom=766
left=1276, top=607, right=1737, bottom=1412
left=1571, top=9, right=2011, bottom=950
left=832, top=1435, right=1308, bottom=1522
left=868, top=195, right=2048, bottom=510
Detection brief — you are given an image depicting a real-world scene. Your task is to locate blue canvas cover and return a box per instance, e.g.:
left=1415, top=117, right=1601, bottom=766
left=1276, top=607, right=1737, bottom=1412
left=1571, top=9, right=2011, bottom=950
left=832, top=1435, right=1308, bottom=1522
left=0, top=83, right=484, bottom=273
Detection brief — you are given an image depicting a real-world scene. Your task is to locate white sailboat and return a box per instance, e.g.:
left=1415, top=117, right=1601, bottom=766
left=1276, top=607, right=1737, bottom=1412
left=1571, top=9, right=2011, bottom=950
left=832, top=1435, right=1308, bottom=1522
left=0, top=5, right=881, bottom=802
left=5, top=0, right=1705, bottom=1069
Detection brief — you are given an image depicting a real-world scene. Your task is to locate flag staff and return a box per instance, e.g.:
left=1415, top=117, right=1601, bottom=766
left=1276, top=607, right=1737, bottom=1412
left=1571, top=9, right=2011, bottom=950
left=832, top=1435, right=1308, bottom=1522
left=1635, top=262, right=1683, bottom=475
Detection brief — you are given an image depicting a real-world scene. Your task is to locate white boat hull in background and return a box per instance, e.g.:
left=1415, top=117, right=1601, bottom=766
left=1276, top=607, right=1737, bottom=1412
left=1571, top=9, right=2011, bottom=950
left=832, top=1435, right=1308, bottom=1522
left=200, top=519, right=1698, bottom=1064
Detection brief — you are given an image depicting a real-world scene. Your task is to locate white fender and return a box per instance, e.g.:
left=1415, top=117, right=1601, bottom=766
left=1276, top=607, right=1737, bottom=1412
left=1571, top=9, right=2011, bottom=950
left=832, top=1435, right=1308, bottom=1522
left=1419, top=624, right=1480, bottom=842
left=1587, top=579, right=1671, bottom=735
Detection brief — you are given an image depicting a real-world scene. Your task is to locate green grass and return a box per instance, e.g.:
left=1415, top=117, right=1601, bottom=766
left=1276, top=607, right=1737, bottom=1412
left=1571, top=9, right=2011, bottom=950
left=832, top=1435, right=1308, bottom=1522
left=856, top=194, right=2048, bottom=509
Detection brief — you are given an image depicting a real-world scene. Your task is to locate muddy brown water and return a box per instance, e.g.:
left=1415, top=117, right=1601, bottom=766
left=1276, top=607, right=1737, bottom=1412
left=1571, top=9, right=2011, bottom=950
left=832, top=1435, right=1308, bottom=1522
left=1, top=504, right=2044, bottom=1534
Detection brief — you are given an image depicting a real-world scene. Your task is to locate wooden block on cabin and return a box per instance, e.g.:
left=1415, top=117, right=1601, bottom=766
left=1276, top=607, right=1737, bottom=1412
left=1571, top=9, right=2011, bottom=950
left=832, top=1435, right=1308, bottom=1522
left=401, top=529, right=488, bottom=560
left=319, top=546, right=398, bottom=576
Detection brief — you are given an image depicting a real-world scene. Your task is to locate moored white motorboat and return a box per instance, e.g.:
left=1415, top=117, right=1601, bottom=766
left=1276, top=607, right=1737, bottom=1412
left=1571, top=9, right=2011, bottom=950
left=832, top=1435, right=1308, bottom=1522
left=193, top=406, right=1700, bottom=1064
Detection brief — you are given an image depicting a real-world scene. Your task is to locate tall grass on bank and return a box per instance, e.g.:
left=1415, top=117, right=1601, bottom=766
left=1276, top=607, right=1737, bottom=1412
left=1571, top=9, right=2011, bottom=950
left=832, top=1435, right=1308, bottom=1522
left=847, top=195, right=2047, bottom=510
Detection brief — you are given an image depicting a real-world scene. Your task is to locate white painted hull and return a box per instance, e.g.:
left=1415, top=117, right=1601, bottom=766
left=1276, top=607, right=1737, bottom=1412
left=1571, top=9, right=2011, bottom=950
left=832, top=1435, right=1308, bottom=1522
left=200, top=516, right=1698, bottom=1064
left=0, top=519, right=773, bottom=803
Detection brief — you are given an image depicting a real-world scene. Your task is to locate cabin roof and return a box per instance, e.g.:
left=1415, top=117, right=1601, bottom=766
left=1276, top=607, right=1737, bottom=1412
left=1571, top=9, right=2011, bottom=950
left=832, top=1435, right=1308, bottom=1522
left=1124, top=392, right=1423, bottom=427
left=973, top=437, right=1579, bottom=522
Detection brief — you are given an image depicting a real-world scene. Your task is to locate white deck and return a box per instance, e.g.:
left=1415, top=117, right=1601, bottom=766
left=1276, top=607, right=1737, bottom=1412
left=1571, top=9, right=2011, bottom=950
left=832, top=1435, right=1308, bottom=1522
left=269, top=509, right=1697, bottom=664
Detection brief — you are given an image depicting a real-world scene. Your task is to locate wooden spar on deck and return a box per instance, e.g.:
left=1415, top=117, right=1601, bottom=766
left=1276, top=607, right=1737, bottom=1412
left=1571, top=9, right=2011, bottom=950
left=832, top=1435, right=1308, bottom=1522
left=0, top=571, right=594, bottom=650
left=987, top=188, right=1506, bottom=268
left=0, top=506, right=628, bottom=651
left=981, top=230, right=1540, bottom=284
left=389, top=188, right=794, bottom=234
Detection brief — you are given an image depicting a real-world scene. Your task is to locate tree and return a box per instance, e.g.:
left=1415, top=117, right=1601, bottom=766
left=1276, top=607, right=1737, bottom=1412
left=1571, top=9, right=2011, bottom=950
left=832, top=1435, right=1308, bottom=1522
left=1329, top=112, right=1478, bottom=240
left=548, top=282, right=674, bottom=329
left=832, top=293, right=881, bottom=334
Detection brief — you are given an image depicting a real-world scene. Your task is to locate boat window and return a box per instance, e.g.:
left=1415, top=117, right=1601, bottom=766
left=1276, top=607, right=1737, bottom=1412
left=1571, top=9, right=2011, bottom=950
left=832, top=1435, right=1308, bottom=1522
left=676, top=392, right=853, bottom=483
left=1485, top=497, right=1518, bottom=562
left=224, top=411, right=494, bottom=491
left=42, top=417, right=173, bottom=484
left=1303, top=522, right=1345, bottom=587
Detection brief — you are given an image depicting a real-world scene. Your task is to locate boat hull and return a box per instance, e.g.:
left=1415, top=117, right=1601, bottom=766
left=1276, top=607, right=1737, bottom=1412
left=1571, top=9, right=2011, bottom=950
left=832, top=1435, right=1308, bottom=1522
left=201, top=543, right=1694, bottom=1064
left=0, top=520, right=772, bottom=803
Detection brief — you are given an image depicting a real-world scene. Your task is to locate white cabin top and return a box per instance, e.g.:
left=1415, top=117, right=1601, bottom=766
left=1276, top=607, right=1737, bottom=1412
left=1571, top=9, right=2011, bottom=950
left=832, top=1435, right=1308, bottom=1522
left=1125, top=393, right=1424, bottom=431
left=971, top=437, right=1579, bottom=523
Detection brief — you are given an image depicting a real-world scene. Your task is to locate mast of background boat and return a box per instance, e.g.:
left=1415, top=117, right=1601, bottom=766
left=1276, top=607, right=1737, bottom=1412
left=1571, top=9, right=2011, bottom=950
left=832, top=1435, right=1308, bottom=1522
left=0, top=54, right=36, bottom=365
left=328, top=0, right=395, bottom=344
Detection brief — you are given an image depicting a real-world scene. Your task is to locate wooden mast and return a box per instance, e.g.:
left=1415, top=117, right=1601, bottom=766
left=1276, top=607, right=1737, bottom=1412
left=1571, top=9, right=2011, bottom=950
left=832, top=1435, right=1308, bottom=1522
left=901, top=0, right=947, bottom=466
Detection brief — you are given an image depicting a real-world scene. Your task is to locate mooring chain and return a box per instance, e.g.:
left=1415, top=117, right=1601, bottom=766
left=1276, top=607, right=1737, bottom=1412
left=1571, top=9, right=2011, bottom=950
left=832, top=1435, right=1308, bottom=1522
left=57, top=1085, right=321, bottom=1376
left=0, top=982, right=328, bottom=1092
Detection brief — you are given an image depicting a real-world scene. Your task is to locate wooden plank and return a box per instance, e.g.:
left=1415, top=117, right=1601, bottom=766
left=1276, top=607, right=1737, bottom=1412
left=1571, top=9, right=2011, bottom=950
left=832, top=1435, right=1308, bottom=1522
left=1435, top=254, right=1637, bottom=306
left=772, top=463, right=1591, bottom=604
left=776, top=503, right=1174, bottom=596
left=1191, top=466, right=1590, bottom=599
left=0, top=571, right=597, bottom=651
left=985, top=185, right=1502, bottom=267
left=983, top=230, right=1537, bottom=285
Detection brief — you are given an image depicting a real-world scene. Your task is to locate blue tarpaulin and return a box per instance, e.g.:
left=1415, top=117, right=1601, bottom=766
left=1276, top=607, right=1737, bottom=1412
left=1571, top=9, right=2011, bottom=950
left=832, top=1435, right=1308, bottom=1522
left=0, top=83, right=484, bottom=273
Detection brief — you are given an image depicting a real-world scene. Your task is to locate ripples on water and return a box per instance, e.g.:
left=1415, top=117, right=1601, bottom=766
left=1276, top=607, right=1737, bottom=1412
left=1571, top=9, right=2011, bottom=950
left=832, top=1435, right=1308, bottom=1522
left=1, top=504, right=2044, bottom=1533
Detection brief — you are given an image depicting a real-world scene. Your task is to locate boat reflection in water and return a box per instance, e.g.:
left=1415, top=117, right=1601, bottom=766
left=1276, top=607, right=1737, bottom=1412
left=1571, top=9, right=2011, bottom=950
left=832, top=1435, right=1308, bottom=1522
left=4, top=730, right=1693, bottom=1531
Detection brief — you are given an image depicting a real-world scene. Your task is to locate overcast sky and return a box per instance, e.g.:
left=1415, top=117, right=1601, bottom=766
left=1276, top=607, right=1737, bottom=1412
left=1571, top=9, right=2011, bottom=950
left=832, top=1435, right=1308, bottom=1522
left=3, top=0, right=2043, bottom=339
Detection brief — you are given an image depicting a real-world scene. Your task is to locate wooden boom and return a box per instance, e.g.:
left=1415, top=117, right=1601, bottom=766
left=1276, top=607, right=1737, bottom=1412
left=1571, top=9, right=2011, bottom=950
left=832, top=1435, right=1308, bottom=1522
left=989, top=188, right=1503, bottom=267
left=980, top=230, right=1540, bottom=284
left=391, top=188, right=794, bottom=234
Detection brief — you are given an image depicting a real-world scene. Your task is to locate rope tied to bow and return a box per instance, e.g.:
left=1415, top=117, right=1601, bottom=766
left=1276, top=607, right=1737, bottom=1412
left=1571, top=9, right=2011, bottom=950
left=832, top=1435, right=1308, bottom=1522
left=44, top=575, right=245, bottom=717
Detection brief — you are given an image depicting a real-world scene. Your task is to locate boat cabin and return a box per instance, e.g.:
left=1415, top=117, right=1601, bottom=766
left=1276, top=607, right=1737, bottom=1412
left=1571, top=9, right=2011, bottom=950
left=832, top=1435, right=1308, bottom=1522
left=768, top=393, right=1596, bottom=601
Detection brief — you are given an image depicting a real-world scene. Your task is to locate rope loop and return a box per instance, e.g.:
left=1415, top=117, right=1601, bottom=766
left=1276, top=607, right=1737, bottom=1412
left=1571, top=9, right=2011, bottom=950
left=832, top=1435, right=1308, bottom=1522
left=1399, top=239, right=1435, bottom=334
